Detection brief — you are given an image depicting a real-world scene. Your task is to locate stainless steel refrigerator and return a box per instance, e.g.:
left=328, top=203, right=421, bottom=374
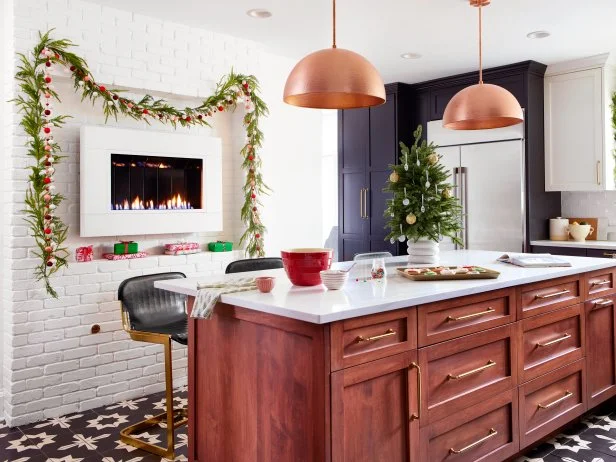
left=428, top=120, right=526, bottom=253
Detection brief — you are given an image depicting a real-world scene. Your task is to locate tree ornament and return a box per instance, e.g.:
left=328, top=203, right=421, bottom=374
left=402, top=187, right=410, bottom=206
left=44, top=76, right=52, bottom=83
left=406, top=213, right=417, bottom=225
left=398, top=224, right=406, bottom=242
left=83, top=75, right=90, bottom=81
left=425, top=170, right=431, bottom=188
left=112, top=94, right=118, bottom=100
left=98, top=85, right=106, bottom=92
left=421, top=194, right=426, bottom=213
left=255, top=233, right=261, bottom=238
left=428, top=153, right=438, bottom=165
left=389, top=171, right=399, bottom=183
left=218, top=105, right=224, bottom=111
left=45, top=60, right=51, bottom=67
left=43, top=127, right=51, bottom=134
left=442, top=188, right=452, bottom=199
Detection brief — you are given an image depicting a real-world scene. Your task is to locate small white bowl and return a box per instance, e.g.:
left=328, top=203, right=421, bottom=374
left=320, top=270, right=348, bottom=290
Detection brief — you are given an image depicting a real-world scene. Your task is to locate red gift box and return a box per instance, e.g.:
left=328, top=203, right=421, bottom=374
left=76, top=245, right=93, bottom=262
left=164, top=242, right=199, bottom=252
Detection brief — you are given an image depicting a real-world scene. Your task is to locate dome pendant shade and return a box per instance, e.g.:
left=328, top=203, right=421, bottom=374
left=442, top=83, right=523, bottom=130
left=283, top=48, right=386, bottom=109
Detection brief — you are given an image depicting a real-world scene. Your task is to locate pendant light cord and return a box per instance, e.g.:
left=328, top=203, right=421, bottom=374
left=332, top=0, right=337, bottom=48
left=478, top=2, right=483, bottom=83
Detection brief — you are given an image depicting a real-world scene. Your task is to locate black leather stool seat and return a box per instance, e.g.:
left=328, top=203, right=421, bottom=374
left=225, top=257, right=283, bottom=274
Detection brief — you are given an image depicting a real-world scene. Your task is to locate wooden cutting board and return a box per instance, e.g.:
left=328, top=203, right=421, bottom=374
left=568, top=217, right=598, bottom=240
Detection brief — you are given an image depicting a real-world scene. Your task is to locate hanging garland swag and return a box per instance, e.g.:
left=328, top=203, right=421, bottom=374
left=14, top=31, right=270, bottom=297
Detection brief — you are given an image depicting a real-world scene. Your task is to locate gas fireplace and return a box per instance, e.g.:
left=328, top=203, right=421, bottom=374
left=110, top=154, right=202, bottom=211
left=80, top=125, right=222, bottom=237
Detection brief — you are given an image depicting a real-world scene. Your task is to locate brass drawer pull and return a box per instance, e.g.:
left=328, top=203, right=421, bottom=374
left=534, top=289, right=570, bottom=300
left=537, top=333, right=571, bottom=348
left=355, top=329, right=396, bottom=343
left=604, top=252, right=616, bottom=258
left=538, top=390, right=573, bottom=409
left=449, top=428, right=498, bottom=454
left=447, top=307, right=495, bottom=322
left=595, top=299, right=614, bottom=306
left=447, top=360, right=496, bottom=380
left=591, top=280, right=611, bottom=287
left=410, top=362, right=421, bottom=421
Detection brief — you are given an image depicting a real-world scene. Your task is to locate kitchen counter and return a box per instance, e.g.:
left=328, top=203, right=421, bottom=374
left=154, top=249, right=616, bottom=323
left=532, top=239, right=616, bottom=250
left=170, top=249, right=616, bottom=462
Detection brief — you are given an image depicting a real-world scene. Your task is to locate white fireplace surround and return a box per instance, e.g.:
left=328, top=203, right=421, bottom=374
left=80, top=125, right=223, bottom=237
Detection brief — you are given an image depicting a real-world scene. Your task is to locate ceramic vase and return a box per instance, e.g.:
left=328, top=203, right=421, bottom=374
left=407, top=238, right=440, bottom=264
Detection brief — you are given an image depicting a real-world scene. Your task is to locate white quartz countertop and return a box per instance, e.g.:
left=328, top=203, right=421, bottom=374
left=531, top=240, right=616, bottom=250
left=154, top=250, right=616, bottom=324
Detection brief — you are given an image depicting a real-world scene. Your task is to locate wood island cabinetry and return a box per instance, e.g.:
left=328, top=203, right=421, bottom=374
left=187, top=266, right=616, bottom=462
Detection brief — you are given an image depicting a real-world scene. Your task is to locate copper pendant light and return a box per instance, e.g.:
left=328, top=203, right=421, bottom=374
left=283, top=0, right=386, bottom=109
left=443, top=0, right=523, bottom=130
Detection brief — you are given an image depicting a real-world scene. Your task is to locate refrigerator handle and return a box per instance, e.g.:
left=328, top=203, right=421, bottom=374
left=460, top=166, right=469, bottom=249
left=453, top=167, right=460, bottom=250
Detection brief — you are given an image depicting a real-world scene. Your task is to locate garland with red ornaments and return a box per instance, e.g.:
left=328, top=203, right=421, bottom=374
left=14, top=31, right=269, bottom=297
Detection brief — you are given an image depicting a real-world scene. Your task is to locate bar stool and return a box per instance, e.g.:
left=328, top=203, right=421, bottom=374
left=225, top=257, right=283, bottom=273
left=118, top=272, right=188, bottom=460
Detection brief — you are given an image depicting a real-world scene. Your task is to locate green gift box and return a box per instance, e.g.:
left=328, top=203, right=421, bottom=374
left=114, top=241, right=138, bottom=255
left=208, top=241, right=233, bottom=252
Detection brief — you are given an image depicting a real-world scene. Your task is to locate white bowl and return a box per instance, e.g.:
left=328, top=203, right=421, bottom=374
left=320, top=270, right=348, bottom=290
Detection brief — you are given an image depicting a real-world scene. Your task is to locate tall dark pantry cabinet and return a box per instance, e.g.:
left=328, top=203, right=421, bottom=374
left=338, top=83, right=414, bottom=261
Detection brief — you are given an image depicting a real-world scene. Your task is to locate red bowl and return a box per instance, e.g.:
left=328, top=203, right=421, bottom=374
left=281, top=248, right=333, bottom=286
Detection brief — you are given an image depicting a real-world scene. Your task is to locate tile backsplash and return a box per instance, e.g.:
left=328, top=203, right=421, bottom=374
left=561, top=191, right=616, bottom=239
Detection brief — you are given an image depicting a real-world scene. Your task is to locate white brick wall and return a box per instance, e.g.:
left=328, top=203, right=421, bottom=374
left=3, top=0, right=326, bottom=427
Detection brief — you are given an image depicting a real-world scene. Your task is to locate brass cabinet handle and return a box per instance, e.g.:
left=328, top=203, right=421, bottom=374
left=604, top=253, right=616, bottom=258
left=538, top=390, right=573, bottom=409
left=591, top=280, right=611, bottom=287
left=537, top=333, right=571, bottom=348
left=355, top=328, right=396, bottom=343
left=447, top=360, right=496, bottom=380
left=534, top=289, right=570, bottom=300
left=359, top=188, right=364, bottom=218
left=410, top=361, right=421, bottom=421
left=449, top=428, right=498, bottom=454
left=363, top=188, right=369, bottom=219
left=595, top=298, right=614, bottom=307
left=447, top=307, right=495, bottom=322
left=597, top=160, right=601, bottom=185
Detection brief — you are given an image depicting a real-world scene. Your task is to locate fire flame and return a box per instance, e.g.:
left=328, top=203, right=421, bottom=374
left=114, top=193, right=193, bottom=210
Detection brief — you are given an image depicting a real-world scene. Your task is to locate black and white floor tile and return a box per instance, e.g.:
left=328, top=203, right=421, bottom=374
left=1, top=384, right=615, bottom=462
left=0, top=385, right=188, bottom=462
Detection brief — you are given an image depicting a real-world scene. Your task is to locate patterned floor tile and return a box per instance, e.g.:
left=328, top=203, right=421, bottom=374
left=0, top=430, right=53, bottom=461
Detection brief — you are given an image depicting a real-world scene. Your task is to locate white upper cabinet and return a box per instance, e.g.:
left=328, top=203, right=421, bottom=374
left=544, top=54, right=616, bottom=191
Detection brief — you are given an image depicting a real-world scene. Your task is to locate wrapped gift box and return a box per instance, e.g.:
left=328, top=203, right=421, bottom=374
left=208, top=241, right=233, bottom=252
left=76, top=245, right=93, bottom=262
left=103, top=252, right=147, bottom=261
left=114, top=241, right=138, bottom=255
left=164, top=242, right=199, bottom=252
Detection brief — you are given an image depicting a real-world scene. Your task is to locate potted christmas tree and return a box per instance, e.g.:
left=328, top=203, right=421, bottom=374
left=384, top=125, right=462, bottom=263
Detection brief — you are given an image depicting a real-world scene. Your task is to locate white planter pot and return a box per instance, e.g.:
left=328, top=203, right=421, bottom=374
left=407, top=239, right=440, bottom=264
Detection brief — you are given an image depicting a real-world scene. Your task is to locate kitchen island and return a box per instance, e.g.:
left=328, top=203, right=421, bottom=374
left=155, top=250, right=616, bottom=462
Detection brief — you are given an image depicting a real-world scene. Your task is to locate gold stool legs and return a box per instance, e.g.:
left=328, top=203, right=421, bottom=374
left=120, top=333, right=188, bottom=460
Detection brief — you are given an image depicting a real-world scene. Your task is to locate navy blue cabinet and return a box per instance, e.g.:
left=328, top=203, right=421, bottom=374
left=338, top=84, right=414, bottom=261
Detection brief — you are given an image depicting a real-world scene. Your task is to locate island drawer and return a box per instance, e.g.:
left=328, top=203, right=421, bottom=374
left=419, top=388, right=518, bottom=462
left=519, top=275, right=582, bottom=319
left=584, top=268, right=616, bottom=299
left=330, top=308, right=416, bottom=370
left=418, top=324, right=517, bottom=426
left=518, top=304, right=584, bottom=383
left=417, top=288, right=516, bottom=347
left=519, top=359, right=586, bottom=449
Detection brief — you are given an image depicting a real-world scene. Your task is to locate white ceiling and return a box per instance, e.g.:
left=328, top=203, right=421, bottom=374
left=92, top=0, right=616, bottom=83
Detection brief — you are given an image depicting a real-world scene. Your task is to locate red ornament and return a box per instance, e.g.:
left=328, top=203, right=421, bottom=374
left=69, top=65, right=76, bottom=72
left=142, top=108, right=149, bottom=115
left=248, top=155, right=254, bottom=161
left=44, top=228, right=52, bottom=234
left=252, top=207, right=257, bottom=211
left=44, top=76, right=52, bottom=83
left=251, top=193, right=256, bottom=199
left=46, top=260, right=54, bottom=267
left=45, top=161, right=51, bottom=166
left=255, top=233, right=261, bottom=239
left=43, top=127, right=51, bottom=134
left=256, top=246, right=260, bottom=251
left=45, top=61, right=51, bottom=67
left=44, top=214, right=52, bottom=220
left=44, top=246, right=52, bottom=253
left=197, top=114, right=203, bottom=120
left=43, top=177, right=51, bottom=184
left=112, top=94, right=119, bottom=100
left=98, top=85, right=106, bottom=92
left=218, top=105, right=224, bottom=111
left=83, top=75, right=90, bottom=82
left=243, top=82, right=249, bottom=89
left=44, top=109, right=51, bottom=116
left=185, top=116, right=192, bottom=122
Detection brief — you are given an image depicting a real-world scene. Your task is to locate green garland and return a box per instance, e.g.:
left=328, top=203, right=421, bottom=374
left=14, top=31, right=270, bottom=297
left=384, top=125, right=462, bottom=245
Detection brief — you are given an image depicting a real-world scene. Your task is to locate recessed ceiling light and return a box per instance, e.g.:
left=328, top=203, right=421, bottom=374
left=401, top=52, right=422, bottom=60
left=527, top=30, right=551, bottom=39
left=246, top=8, right=272, bottom=19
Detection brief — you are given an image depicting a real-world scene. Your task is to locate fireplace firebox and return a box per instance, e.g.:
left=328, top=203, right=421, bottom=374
left=110, top=154, right=202, bottom=211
